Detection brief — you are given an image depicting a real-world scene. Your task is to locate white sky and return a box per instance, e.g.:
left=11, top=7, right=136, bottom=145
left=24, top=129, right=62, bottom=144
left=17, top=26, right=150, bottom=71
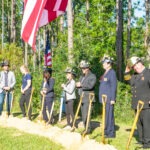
left=132, top=0, right=145, bottom=18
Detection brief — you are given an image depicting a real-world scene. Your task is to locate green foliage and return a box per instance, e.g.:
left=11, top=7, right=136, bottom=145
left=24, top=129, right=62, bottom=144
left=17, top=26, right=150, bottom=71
left=115, top=81, right=134, bottom=123
left=0, top=43, right=23, bottom=72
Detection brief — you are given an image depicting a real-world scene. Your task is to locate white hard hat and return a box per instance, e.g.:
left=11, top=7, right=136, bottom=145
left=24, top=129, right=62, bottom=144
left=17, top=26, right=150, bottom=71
left=127, top=56, right=141, bottom=68
left=79, top=60, right=90, bottom=68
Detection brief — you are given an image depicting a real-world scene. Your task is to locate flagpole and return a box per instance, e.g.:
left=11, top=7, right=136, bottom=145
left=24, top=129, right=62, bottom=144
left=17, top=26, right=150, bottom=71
left=25, top=43, right=28, bottom=66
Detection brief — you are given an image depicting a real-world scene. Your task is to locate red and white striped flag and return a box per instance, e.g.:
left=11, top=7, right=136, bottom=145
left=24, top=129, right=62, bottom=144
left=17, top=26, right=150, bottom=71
left=21, top=0, right=68, bottom=51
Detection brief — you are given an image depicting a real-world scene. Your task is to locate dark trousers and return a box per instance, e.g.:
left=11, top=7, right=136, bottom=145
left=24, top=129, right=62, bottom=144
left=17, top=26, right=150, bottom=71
left=105, top=103, right=115, bottom=137
left=42, top=99, right=53, bottom=123
left=19, top=89, right=32, bottom=120
left=81, top=102, right=92, bottom=132
left=65, top=99, right=74, bottom=126
left=137, top=109, right=150, bottom=147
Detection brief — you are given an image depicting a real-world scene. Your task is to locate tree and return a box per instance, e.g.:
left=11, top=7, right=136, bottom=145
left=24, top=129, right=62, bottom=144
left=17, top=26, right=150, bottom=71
left=116, top=0, right=124, bottom=81
left=145, top=0, right=150, bottom=65
left=10, top=0, right=16, bottom=42
left=126, top=0, right=131, bottom=59
left=1, top=0, right=4, bottom=50
left=67, top=0, right=74, bottom=65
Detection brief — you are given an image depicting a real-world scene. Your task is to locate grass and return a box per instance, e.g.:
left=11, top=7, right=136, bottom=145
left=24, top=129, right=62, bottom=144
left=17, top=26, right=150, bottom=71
left=0, top=127, right=64, bottom=150
left=88, top=120, right=150, bottom=150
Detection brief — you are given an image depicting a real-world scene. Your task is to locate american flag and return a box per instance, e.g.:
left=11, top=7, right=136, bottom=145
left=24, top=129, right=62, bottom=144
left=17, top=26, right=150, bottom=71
left=21, top=0, right=68, bottom=51
left=44, top=31, right=52, bottom=67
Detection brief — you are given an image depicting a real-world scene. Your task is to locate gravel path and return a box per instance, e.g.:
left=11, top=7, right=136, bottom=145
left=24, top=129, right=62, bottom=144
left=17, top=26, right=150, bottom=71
left=0, top=116, right=117, bottom=150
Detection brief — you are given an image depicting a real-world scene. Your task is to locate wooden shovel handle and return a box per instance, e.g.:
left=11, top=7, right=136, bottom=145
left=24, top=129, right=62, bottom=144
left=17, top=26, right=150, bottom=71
left=102, top=94, right=107, bottom=104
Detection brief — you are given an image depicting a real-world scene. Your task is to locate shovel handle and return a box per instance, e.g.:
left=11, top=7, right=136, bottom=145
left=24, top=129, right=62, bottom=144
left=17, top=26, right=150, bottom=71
left=102, top=94, right=107, bottom=104
left=89, top=93, right=95, bottom=102
left=137, top=100, right=144, bottom=112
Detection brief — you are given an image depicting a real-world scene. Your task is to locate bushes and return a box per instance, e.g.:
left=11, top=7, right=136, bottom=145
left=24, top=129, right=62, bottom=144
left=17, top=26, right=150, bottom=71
left=115, top=81, right=134, bottom=123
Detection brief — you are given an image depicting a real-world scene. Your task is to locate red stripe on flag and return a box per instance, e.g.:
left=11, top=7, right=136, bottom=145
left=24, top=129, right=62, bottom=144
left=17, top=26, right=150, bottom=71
left=21, top=0, right=68, bottom=51
left=59, top=0, right=68, bottom=10
left=21, top=0, right=47, bottom=50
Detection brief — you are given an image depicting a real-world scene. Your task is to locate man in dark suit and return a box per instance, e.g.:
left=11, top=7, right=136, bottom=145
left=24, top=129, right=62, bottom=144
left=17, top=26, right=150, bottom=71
left=76, top=60, right=96, bottom=134
left=99, top=55, right=117, bottom=138
left=124, top=56, right=150, bottom=149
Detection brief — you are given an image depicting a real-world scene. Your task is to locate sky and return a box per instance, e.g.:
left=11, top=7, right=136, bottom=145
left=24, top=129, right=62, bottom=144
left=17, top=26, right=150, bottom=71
left=132, top=0, right=145, bottom=18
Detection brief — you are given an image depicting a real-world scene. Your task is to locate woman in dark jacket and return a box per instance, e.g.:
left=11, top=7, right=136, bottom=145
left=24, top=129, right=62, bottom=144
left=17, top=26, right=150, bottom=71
left=99, top=55, right=117, bottom=138
left=40, top=68, right=55, bottom=124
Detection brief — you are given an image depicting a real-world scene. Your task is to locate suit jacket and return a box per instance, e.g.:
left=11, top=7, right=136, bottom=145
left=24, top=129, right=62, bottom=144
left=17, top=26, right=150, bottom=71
left=63, top=79, right=76, bottom=101
left=78, top=70, right=96, bottom=103
left=0, top=71, right=16, bottom=93
left=41, top=77, right=55, bottom=100
left=99, top=69, right=117, bottom=103
left=124, top=68, right=150, bottom=109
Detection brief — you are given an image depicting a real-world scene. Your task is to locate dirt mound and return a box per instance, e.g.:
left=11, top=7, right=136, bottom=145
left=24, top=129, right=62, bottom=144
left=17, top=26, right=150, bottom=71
left=0, top=116, right=117, bottom=150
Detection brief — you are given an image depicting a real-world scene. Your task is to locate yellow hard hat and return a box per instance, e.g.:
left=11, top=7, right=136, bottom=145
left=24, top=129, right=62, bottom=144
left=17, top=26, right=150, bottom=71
left=127, top=56, right=141, bottom=68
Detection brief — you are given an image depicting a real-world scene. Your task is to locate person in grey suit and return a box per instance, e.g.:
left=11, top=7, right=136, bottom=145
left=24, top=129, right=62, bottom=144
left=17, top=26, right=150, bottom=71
left=0, top=60, right=16, bottom=116
left=76, top=60, right=96, bottom=134
left=99, top=55, right=117, bottom=138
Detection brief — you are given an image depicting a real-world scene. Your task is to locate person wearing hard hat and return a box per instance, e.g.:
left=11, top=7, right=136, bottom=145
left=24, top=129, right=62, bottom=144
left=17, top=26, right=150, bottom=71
left=124, top=56, right=150, bottom=149
left=76, top=60, right=96, bottom=134
left=0, top=60, right=16, bottom=116
left=99, top=55, right=117, bottom=138
left=61, top=67, right=76, bottom=130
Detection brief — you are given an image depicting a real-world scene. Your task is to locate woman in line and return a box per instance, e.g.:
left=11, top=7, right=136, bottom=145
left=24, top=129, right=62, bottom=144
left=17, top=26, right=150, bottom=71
left=19, top=65, right=32, bottom=120
left=40, top=68, right=55, bottom=124
left=61, top=67, right=76, bottom=129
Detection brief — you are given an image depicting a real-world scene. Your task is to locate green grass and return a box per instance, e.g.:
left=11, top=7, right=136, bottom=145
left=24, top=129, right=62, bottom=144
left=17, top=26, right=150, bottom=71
left=0, top=127, right=64, bottom=150
left=89, top=120, right=150, bottom=150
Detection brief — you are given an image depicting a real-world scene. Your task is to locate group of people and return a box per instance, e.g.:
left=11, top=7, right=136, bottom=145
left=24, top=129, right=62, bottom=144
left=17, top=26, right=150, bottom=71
left=0, top=55, right=150, bottom=149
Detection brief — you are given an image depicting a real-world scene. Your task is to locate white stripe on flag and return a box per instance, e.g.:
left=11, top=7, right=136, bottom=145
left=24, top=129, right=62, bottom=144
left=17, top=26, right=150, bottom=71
left=54, top=0, right=62, bottom=11
left=28, top=0, right=46, bottom=46
left=21, top=0, right=37, bottom=35
left=39, top=9, right=49, bottom=27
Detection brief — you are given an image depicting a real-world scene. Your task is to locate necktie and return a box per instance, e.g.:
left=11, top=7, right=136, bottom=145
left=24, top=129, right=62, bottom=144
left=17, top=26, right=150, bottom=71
left=5, top=72, right=8, bottom=86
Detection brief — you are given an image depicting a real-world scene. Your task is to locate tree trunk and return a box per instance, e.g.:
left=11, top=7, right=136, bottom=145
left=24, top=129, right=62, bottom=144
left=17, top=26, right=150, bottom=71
left=11, top=0, right=16, bottom=43
left=38, top=34, right=41, bottom=71
left=60, top=16, right=64, bottom=32
left=67, top=0, right=74, bottom=64
left=2, top=0, right=4, bottom=50
left=116, top=0, right=123, bottom=81
left=126, top=0, right=131, bottom=59
left=25, top=43, right=28, bottom=66
left=33, top=52, right=36, bottom=72
left=145, top=0, right=150, bottom=67
left=7, top=0, right=11, bottom=43
left=86, top=0, right=90, bottom=27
